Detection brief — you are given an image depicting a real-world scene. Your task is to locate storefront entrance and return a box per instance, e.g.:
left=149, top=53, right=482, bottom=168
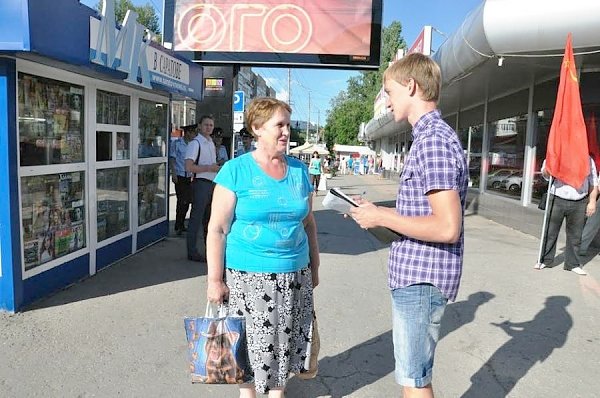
left=17, top=60, right=169, bottom=279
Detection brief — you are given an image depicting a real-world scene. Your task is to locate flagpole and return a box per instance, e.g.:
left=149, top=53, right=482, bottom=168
left=537, top=176, right=553, bottom=264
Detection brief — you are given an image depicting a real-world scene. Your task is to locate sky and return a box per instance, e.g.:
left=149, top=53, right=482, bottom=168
left=80, top=0, right=482, bottom=123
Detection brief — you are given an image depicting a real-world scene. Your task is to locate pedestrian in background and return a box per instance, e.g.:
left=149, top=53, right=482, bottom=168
left=237, top=127, right=255, bottom=156
left=349, top=53, right=468, bottom=398
left=213, top=127, right=229, bottom=165
left=347, top=157, right=354, bottom=175
left=185, top=115, right=221, bottom=262
left=206, top=97, right=320, bottom=397
left=535, top=157, right=597, bottom=274
left=169, top=123, right=196, bottom=235
left=308, top=151, right=322, bottom=194
left=580, top=164, right=600, bottom=256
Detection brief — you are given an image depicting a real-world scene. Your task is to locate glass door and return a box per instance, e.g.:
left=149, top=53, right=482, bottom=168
left=92, top=89, right=133, bottom=259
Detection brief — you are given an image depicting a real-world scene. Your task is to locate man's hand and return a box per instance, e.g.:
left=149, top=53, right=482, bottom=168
left=171, top=174, right=178, bottom=184
left=586, top=201, right=596, bottom=217
left=349, top=199, right=380, bottom=229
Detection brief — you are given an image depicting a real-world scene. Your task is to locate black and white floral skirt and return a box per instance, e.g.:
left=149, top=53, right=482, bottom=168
left=226, top=267, right=314, bottom=394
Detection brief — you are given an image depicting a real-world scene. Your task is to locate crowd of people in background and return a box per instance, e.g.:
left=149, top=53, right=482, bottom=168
left=337, top=154, right=382, bottom=175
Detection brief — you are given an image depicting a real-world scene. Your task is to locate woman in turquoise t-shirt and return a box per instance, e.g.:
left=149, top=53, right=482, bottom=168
left=308, top=151, right=322, bottom=193
left=206, top=97, right=320, bottom=397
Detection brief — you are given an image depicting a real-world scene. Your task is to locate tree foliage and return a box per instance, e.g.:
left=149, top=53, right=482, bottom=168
left=323, top=21, right=405, bottom=149
left=96, top=0, right=161, bottom=36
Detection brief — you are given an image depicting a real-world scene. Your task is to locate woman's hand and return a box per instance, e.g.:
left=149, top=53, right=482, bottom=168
left=311, top=266, right=319, bottom=288
left=207, top=280, right=229, bottom=304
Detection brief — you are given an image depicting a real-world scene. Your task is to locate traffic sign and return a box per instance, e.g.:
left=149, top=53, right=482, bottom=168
left=233, top=111, right=244, bottom=124
left=233, top=91, right=245, bottom=112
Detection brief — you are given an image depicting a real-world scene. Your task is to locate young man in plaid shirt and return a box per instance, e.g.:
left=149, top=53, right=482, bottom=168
left=350, top=53, right=468, bottom=398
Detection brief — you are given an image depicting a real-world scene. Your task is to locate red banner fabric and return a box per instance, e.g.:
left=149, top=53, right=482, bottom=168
left=587, top=113, right=600, bottom=172
left=545, top=33, right=589, bottom=189
left=173, top=0, right=373, bottom=55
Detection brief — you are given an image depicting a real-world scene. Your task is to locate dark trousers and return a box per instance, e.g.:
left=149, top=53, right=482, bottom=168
left=580, top=198, right=600, bottom=254
left=187, top=179, right=215, bottom=257
left=174, top=176, right=192, bottom=231
left=311, top=174, right=321, bottom=191
left=541, top=195, right=587, bottom=269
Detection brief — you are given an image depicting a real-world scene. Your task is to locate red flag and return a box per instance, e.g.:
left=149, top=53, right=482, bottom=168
left=587, top=113, right=600, bottom=171
left=545, top=33, right=589, bottom=188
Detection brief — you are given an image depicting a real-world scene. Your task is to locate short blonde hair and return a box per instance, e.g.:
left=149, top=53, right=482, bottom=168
left=245, top=97, right=292, bottom=137
left=383, top=53, right=441, bottom=102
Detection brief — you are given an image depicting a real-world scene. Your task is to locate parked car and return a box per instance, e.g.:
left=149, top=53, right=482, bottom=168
left=499, top=171, right=523, bottom=193
left=487, top=168, right=519, bottom=189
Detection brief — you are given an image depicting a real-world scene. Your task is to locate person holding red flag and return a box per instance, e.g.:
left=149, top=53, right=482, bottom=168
left=535, top=34, right=598, bottom=275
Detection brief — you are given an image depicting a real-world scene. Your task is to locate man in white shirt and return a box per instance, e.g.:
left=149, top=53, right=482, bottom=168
left=184, top=115, right=221, bottom=262
left=536, top=157, right=597, bottom=275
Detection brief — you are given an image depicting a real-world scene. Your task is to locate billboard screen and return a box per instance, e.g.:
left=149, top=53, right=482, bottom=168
left=171, top=0, right=382, bottom=69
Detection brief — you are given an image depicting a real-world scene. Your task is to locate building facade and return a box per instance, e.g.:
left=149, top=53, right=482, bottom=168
left=364, top=0, right=600, bottom=237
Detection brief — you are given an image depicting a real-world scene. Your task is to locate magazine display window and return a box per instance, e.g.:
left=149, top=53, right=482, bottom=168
left=97, top=167, right=129, bottom=241
left=20, top=172, right=86, bottom=271
left=138, top=163, right=167, bottom=226
left=15, top=61, right=170, bottom=281
left=138, top=99, right=167, bottom=158
left=18, top=73, right=85, bottom=166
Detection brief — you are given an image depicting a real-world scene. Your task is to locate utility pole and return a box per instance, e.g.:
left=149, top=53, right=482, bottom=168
left=307, top=91, right=311, bottom=142
left=316, top=108, right=320, bottom=143
left=286, top=68, right=291, bottom=155
left=287, top=68, right=291, bottom=105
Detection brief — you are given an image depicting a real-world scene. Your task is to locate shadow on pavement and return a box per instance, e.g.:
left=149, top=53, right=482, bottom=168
left=314, top=209, right=388, bottom=255
left=461, top=296, right=572, bottom=398
left=286, top=331, right=394, bottom=398
left=285, top=291, right=496, bottom=397
left=441, top=291, right=495, bottom=340
left=27, top=236, right=205, bottom=311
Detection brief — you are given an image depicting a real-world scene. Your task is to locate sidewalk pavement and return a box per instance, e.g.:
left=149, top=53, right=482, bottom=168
left=2, top=174, right=600, bottom=397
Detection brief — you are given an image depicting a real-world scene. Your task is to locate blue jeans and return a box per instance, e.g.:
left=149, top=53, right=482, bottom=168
left=391, top=284, right=447, bottom=388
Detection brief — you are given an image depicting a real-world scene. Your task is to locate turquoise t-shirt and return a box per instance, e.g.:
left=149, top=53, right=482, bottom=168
left=309, top=158, right=321, bottom=175
left=214, top=153, right=314, bottom=273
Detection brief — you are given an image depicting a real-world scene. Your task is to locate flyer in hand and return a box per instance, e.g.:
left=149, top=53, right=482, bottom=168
left=322, top=188, right=402, bottom=244
left=321, top=187, right=359, bottom=214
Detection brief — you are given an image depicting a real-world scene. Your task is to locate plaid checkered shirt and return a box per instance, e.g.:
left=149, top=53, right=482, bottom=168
left=388, top=110, right=468, bottom=301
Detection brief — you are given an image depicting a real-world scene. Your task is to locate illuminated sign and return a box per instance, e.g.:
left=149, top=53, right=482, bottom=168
left=171, top=0, right=382, bottom=69
left=204, top=77, right=225, bottom=97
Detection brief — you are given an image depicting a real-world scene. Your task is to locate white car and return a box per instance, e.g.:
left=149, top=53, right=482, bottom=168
left=499, top=171, right=523, bottom=193
left=487, top=169, right=519, bottom=189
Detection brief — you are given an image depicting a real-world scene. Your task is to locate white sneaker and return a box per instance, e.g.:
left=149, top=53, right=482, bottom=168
left=534, top=262, right=547, bottom=270
left=570, top=267, right=587, bottom=276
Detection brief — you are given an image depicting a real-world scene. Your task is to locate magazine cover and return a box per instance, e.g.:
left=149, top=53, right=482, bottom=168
left=23, top=240, right=40, bottom=269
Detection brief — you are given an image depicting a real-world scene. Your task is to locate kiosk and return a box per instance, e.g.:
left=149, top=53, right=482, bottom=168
left=0, top=0, right=203, bottom=311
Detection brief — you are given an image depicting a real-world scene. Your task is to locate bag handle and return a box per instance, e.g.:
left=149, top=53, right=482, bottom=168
left=205, top=302, right=227, bottom=318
